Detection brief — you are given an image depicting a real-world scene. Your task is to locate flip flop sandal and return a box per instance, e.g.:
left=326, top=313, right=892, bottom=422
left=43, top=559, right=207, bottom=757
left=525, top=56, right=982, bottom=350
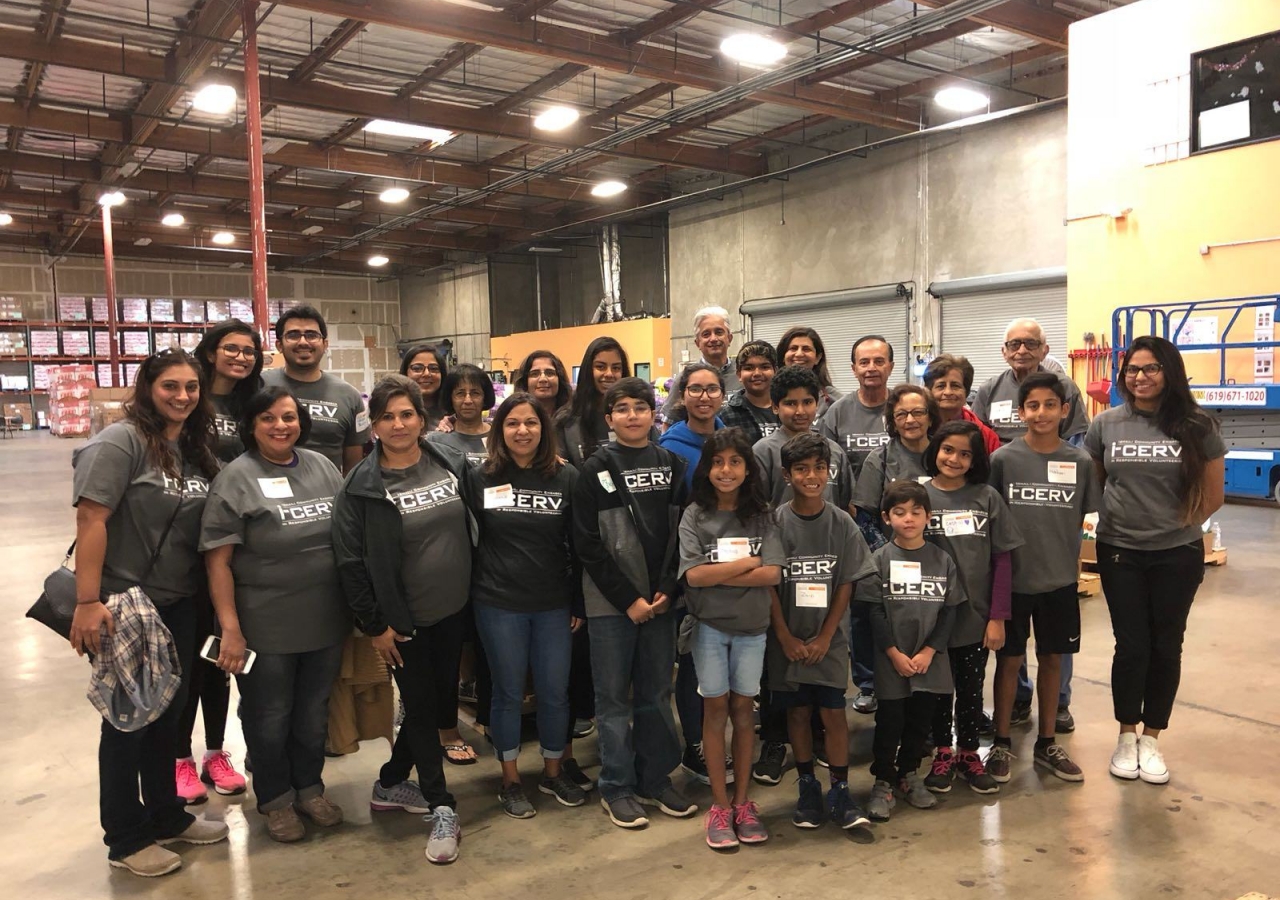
left=442, top=743, right=478, bottom=765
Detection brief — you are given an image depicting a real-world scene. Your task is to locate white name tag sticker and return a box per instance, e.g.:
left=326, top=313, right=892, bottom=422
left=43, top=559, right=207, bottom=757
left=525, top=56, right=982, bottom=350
left=607, top=431, right=618, bottom=444
left=795, top=583, right=829, bottom=608
left=597, top=471, right=617, bottom=493
left=355, top=410, right=371, bottom=432
left=942, top=512, right=976, bottom=536
left=716, top=537, right=751, bottom=562
left=917, top=475, right=932, bottom=484
left=990, top=400, right=1014, bottom=421
left=890, top=560, right=922, bottom=585
left=1047, top=460, right=1077, bottom=484
left=484, top=484, right=515, bottom=508
left=258, top=477, right=294, bottom=499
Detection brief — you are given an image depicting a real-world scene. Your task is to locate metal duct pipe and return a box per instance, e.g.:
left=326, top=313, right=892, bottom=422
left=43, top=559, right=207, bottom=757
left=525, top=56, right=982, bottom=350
left=928, top=267, right=1068, bottom=297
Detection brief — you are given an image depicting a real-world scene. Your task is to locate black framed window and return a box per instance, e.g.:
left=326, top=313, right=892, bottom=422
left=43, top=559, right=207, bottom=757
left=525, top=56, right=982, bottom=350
left=1191, top=28, right=1280, bottom=154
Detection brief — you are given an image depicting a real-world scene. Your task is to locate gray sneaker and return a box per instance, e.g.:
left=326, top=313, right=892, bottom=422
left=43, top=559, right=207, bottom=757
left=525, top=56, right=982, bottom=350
left=731, top=800, right=769, bottom=844
left=424, top=807, right=461, bottom=864
left=986, top=744, right=1016, bottom=783
left=539, top=772, right=587, bottom=807
left=898, top=771, right=937, bottom=809
left=499, top=782, right=537, bottom=819
left=601, top=794, right=649, bottom=829
left=852, top=690, right=878, bottom=714
left=636, top=785, right=698, bottom=818
left=867, top=779, right=896, bottom=821
left=370, top=779, right=431, bottom=814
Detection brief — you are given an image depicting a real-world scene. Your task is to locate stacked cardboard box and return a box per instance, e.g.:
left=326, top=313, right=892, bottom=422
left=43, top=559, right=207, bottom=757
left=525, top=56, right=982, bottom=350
left=48, top=365, right=95, bottom=437
left=3, top=402, right=33, bottom=430
left=89, top=387, right=130, bottom=435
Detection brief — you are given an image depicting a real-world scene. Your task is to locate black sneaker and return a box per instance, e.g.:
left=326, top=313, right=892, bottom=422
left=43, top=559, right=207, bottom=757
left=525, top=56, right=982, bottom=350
left=681, top=743, right=710, bottom=785
left=539, top=772, right=587, bottom=807
left=792, top=774, right=824, bottom=829
left=923, top=747, right=955, bottom=793
left=978, top=711, right=995, bottom=737
left=827, top=781, right=870, bottom=829
left=458, top=680, right=478, bottom=704
left=1055, top=705, right=1076, bottom=734
left=600, top=795, right=648, bottom=829
left=499, top=782, right=536, bottom=819
left=636, top=785, right=698, bottom=818
left=572, top=718, right=596, bottom=739
left=753, top=741, right=787, bottom=785
left=1010, top=699, right=1032, bottom=727
left=560, top=758, right=595, bottom=792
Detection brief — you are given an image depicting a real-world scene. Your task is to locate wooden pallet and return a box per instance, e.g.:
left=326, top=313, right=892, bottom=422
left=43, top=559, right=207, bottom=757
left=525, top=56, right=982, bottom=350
left=1205, top=547, right=1228, bottom=566
left=1077, top=572, right=1101, bottom=598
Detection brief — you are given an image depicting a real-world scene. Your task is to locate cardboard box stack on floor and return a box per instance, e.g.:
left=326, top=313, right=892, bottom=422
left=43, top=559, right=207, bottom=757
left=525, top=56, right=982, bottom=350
left=48, top=365, right=95, bottom=437
left=89, top=387, right=130, bottom=435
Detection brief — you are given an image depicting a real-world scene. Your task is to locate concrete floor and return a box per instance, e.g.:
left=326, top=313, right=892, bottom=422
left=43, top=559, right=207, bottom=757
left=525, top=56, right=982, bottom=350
left=2, top=432, right=1277, bottom=900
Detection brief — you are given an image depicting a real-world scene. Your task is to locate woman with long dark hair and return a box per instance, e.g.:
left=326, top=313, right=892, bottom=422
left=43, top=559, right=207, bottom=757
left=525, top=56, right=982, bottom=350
left=514, top=349, right=573, bottom=419
left=70, top=348, right=226, bottom=877
left=195, top=319, right=264, bottom=462
left=777, top=327, right=842, bottom=421
left=556, top=336, right=631, bottom=469
left=400, top=343, right=449, bottom=431
left=1086, top=335, right=1224, bottom=785
left=200, top=386, right=348, bottom=842
left=467, top=392, right=587, bottom=818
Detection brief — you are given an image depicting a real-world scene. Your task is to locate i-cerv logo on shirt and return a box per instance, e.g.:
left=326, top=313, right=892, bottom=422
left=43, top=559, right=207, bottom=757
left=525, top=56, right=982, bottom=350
left=926, top=511, right=989, bottom=534
left=391, top=480, right=459, bottom=512
left=214, top=415, right=238, bottom=437
left=1007, top=483, right=1076, bottom=505
left=844, top=433, right=890, bottom=451
left=508, top=490, right=565, bottom=511
left=1110, top=440, right=1181, bottom=462
left=623, top=468, right=672, bottom=492
left=301, top=401, right=340, bottom=423
left=162, top=474, right=209, bottom=495
left=788, top=556, right=835, bottom=576
left=887, top=576, right=949, bottom=598
left=276, top=500, right=334, bottom=524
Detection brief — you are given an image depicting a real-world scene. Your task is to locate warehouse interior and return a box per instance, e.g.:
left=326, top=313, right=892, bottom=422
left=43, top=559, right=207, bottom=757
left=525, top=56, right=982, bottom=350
left=2, top=0, right=1279, bottom=896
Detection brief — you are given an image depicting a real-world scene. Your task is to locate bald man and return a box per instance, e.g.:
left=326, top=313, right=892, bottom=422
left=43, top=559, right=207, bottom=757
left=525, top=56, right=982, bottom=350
left=972, top=318, right=1089, bottom=445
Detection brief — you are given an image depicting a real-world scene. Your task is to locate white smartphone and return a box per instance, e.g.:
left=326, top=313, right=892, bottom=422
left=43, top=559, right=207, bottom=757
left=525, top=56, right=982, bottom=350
left=200, top=634, right=257, bottom=674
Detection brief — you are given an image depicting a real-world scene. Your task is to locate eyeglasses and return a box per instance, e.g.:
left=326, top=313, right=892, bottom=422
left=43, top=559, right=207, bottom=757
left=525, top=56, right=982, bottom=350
left=408, top=363, right=441, bottom=375
left=610, top=403, right=652, bottom=417
left=283, top=329, right=324, bottom=343
left=1004, top=338, right=1043, bottom=351
left=684, top=384, right=723, bottom=398
left=893, top=409, right=930, bottom=421
left=525, top=368, right=558, bottom=380
left=1123, top=363, right=1164, bottom=378
left=219, top=345, right=258, bottom=359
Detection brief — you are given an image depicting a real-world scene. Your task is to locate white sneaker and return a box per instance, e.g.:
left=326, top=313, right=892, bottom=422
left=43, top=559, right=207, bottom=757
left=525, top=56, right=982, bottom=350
left=1136, top=735, right=1169, bottom=784
left=1109, top=732, right=1139, bottom=780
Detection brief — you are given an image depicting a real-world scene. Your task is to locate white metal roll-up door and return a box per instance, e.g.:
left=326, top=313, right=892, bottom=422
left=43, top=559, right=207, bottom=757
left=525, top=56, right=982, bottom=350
left=934, top=271, right=1069, bottom=387
left=744, top=285, right=911, bottom=394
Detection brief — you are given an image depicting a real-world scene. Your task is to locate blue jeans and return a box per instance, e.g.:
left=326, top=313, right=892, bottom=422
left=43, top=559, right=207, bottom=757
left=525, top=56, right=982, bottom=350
left=849, top=600, right=876, bottom=693
left=589, top=612, right=680, bottom=803
left=237, top=642, right=344, bottom=812
left=1016, top=655, right=1073, bottom=706
left=474, top=603, right=572, bottom=762
left=691, top=624, right=766, bottom=698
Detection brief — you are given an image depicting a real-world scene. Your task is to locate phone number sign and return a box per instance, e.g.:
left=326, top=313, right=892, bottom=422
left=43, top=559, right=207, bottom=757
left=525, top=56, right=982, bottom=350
left=1192, top=387, right=1268, bottom=406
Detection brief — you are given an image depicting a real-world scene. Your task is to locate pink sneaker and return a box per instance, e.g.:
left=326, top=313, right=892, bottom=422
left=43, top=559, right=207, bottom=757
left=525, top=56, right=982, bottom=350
left=200, top=751, right=247, bottom=796
left=175, top=758, right=208, bottom=805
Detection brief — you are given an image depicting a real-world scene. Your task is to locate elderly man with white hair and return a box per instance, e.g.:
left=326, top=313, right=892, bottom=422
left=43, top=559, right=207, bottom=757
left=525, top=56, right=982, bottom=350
left=972, top=318, right=1089, bottom=445
left=661, top=306, right=741, bottom=424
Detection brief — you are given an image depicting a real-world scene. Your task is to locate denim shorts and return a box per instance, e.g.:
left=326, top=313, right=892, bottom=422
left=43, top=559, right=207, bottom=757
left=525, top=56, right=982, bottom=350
left=691, top=623, right=766, bottom=699
left=774, top=682, right=847, bottom=710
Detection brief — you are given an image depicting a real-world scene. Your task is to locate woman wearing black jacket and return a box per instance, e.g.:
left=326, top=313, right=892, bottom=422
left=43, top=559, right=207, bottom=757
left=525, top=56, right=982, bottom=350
left=331, top=374, right=478, bottom=865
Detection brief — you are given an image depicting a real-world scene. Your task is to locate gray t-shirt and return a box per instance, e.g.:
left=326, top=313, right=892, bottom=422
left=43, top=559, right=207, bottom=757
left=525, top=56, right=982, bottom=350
left=851, top=439, right=929, bottom=514
left=381, top=454, right=471, bottom=626
left=71, top=421, right=210, bottom=605
left=990, top=438, right=1101, bottom=594
left=753, top=429, right=853, bottom=512
left=865, top=541, right=966, bottom=701
left=767, top=502, right=875, bottom=690
left=819, top=392, right=888, bottom=477
left=1084, top=404, right=1226, bottom=551
left=262, top=369, right=370, bottom=471
left=426, top=429, right=489, bottom=468
left=923, top=481, right=1024, bottom=646
left=972, top=367, right=1090, bottom=444
left=678, top=506, right=784, bottom=636
left=209, top=394, right=244, bottom=462
left=198, top=449, right=349, bottom=654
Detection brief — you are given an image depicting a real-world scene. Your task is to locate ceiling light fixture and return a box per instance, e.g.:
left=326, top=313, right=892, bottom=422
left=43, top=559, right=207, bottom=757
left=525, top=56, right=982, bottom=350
left=368, top=255, right=390, bottom=267
left=134, top=237, right=152, bottom=247
left=211, top=231, right=236, bottom=245
left=0, top=212, right=12, bottom=226
left=935, top=86, right=989, bottom=113
left=527, top=245, right=564, bottom=254
left=161, top=212, right=185, bottom=227
left=379, top=186, right=411, bottom=203
left=300, top=224, right=324, bottom=235
left=534, top=105, right=580, bottom=132
left=720, top=33, right=787, bottom=68
left=591, top=180, right=627, bottom=198
left=192, top=83, right=237, bottom=115
left=97, top=191, right=126, bottom=208
left=363, top=119, right=455, bottom=144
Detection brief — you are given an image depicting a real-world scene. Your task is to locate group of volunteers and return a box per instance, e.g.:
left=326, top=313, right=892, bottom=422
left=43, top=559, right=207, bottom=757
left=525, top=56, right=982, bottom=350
left=61, top=301, right=1225, bottom=875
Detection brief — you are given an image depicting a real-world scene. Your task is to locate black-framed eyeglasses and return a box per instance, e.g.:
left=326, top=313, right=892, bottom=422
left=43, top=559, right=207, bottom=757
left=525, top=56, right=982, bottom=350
left=219, top=345, right=258, bottom=359
left=1123, top=363, right=1163, bottom=378
left=684, top=384, right=723, bottom=398
left=283, top=329, right=324, bottom=343
left=1004, top=338, right=1043, bottom=351
left=893, top=409, right=929, bottom=421
left=408, top=363, right=441, bottom=375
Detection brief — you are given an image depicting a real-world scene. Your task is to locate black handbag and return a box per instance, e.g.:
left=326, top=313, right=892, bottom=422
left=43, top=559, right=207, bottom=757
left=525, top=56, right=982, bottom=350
left=27, top=483, right=186, bottom=640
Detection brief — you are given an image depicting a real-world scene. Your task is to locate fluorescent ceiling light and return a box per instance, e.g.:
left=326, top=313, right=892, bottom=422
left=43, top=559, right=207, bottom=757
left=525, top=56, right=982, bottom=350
left=161, top=212, right=184, bottom=227
left=935, top=86, right=989, bottom=113
left=528, top=245, right=564, bottom=254
left=133, top=237, right=152, bottom=246
left=720, top=33, right=787, bottom=67
left=211, top=231, right=236, bottom=245
left=0, top=212, right=12, bottom=226
left=591, top=180, right=627, bottom=198
left=363, top=119, right=455, bottom=144
left=368, top=255, right=390, bottom=267
left=192, top=84, right=237, bottom=115
left=261, top=137, right=289, bottom=154
left=300, top=224, right=324, bottom=235
left=534, top=105, right=580, bottom=132
left=97, top=191, right=126, bottom=208
left=379, top=186, right=411, bottom=203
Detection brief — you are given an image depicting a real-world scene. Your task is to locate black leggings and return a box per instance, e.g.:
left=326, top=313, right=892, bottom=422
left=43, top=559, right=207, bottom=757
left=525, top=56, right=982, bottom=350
left=438, top=604, right=492, bottom=731
left=1097, top=541, right=1204, bottom=731
left=177, top=596, right=230, bottom=758
left=931, top=643, right=989, bottom=752
left=872, top=693, right=938, bottom=784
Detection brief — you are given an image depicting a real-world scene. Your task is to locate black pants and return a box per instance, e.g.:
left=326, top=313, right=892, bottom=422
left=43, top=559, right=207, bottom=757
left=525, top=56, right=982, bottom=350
left=99, top=599, right=197, bottom=860
left=1097, top=541, right=1204, bottom=731
left=177, top=595, right=230, bottom=757
left=932, top=643, right=989, bottom=752
left=441, top=604, right=492, bottom=730
left=566, top=618, right=595, bottom=741
left=871, top=693, right=938, bottom=784
left=382, top=609, right=466, bottom=810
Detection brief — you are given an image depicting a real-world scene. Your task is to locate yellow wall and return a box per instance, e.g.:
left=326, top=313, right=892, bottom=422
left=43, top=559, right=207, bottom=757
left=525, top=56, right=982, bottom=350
left=489, top=318, right=673, bottom=385
left=1066, top=0, right=1280, bottom=386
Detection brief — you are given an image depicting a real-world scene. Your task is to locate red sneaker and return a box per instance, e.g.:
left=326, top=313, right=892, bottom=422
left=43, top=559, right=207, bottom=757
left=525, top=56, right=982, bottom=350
left=200, top=751, right=247, bottom=796
left=175, top=758, right=208, bottom=805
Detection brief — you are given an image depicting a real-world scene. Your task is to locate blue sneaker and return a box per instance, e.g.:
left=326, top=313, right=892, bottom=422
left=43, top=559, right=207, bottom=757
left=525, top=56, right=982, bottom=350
left=827, top=781, right=871, bottom=829
left=792, top=774, right=824, bottom=828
